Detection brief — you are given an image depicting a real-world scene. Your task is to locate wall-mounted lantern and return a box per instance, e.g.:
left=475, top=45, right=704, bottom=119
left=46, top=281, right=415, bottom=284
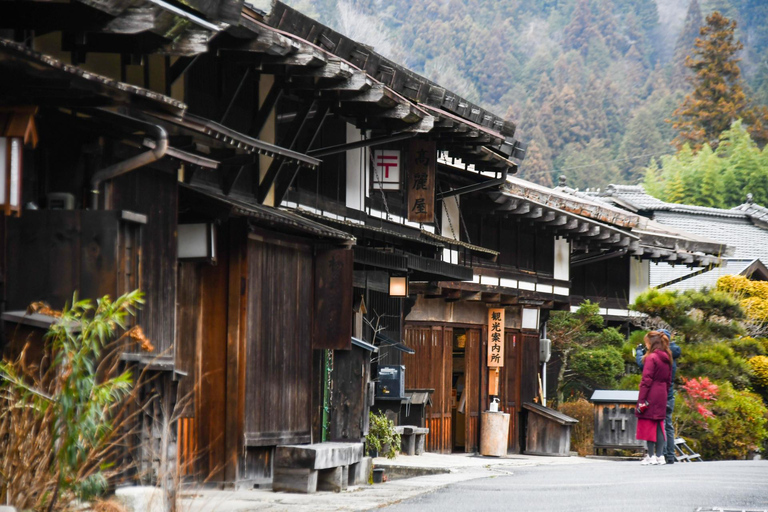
left=388, top=275, right=409, bottom=297
left=1, top=107, right=38, bottom=217
left=178, top=223, right=217, bottom=264
left=521, top=307, right=540, bottom=331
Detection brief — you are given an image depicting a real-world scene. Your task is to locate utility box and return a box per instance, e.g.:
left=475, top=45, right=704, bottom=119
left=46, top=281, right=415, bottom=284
left=376, top=365, right=405, bottom=400
left=589, top=390, right=645, bottom=453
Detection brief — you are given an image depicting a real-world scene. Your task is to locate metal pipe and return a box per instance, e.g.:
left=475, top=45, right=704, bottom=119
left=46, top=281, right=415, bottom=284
left=437, top=167, right=508, bottom=200
left=90, top=110, right=168, bottom=209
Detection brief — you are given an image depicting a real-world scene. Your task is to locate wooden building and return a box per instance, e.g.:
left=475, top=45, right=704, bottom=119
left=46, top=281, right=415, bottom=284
left=3, top=0, right=727, bottom=483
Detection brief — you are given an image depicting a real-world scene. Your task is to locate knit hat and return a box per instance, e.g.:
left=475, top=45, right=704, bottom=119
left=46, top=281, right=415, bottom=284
left=659, top=328, right=672, bottom=340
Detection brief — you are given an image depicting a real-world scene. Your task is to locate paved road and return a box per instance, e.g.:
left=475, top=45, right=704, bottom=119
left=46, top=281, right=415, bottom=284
left=380, top=460, right=768, bottom=512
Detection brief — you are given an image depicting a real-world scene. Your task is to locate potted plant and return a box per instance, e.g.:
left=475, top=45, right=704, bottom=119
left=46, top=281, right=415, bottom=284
left=366, top=411, right=401, bottom=459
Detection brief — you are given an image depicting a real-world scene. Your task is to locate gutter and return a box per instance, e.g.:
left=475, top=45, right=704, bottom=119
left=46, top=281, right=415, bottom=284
left=90, top=109, right=169, bottom=209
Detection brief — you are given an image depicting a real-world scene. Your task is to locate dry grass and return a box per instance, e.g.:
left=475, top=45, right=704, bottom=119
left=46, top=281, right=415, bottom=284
left=91, top=499, right=130, bottom=512
left=558, top=398, right=594, bottom=456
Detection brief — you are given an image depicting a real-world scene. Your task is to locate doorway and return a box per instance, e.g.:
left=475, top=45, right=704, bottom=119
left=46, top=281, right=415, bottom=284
left=404, top=324, right=483, bottom=453
left=452, top=329, right=467, bottom=452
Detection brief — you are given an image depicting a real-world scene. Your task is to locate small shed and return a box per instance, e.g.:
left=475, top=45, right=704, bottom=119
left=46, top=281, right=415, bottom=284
left=523, top=402, right=578, bottom=457
left=401, top=388, right=434, bottom=428
left=589, top=390, right=645, bottom=453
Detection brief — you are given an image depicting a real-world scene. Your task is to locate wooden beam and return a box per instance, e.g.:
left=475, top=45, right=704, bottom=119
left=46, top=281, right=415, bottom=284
left=249, top=77, right=284, bottom=137
left=547, top=215, right=568, bottom=226
left=271, top=47, right=327, bottom=67
left=482, top=292, right=501, bottom=303
left=317, top=71, right=373, bottom=92
left=463, top=291, right=483, bottom=301
left=444, top=289, right=462, bottom=302
left=288, top=58, right=353, bottom=79
left=524, top=207, right=543, bottom=219
left=379, top=103, right=424, bottom=123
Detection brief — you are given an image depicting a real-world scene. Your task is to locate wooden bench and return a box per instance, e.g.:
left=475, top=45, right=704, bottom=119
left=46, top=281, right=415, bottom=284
left=273, top=442, right=367, bottom=493
left=396, top=426, right=429, bottom=456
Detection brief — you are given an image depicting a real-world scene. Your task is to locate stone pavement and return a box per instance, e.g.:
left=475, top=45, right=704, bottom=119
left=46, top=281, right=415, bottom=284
left=179, top=452, right=605, bottom=512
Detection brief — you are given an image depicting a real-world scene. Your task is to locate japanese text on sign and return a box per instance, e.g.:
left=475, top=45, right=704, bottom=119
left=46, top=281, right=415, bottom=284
left=407, top=139, right=435, bottom=222
left=487, top=308, right=505, bottom=367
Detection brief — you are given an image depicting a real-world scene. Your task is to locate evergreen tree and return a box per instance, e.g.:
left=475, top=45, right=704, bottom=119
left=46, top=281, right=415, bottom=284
left=671, top=12, right=768, bottom=150
left=671, top=0, right=704, bottom=90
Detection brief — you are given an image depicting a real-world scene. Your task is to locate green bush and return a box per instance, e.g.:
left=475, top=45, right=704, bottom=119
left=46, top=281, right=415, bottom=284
left=680, top=342, right=753, bottom=390
left=618, top=374, right=642, bottom=390
left=700, top=382, right=768, bottom=460
left=729, top=337, right=767, bottom=358
left=366, top=412, right=401, bottom=459
left=596, top=327, right=625, bottom=348
left=566, top=346, right=624, bottom=395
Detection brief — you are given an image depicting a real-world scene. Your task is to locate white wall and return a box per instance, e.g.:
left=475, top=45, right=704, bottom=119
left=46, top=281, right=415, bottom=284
left=554, top=237, right=570, bottom=281
left=345, top=123, right=368, bottom=211
left=441, top=196, right=460, bottom=264
left=629, top=257, right=650, bottom=303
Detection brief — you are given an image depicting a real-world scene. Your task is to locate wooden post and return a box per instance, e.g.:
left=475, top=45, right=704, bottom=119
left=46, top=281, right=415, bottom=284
left=225, top=219, right=246, bottom=482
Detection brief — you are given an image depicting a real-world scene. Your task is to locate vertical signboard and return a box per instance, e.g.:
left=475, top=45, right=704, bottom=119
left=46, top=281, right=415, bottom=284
left=372, top=149, right=401, bottom=190
left=487, top=308, right=505, bottom=367
left=407, top=139, right=435, bottom=223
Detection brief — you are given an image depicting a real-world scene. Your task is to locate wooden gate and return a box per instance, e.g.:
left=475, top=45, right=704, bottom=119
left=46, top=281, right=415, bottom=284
left=463, top=328, right=483, bottom=452
left=403, top=325, right=451, bottom=453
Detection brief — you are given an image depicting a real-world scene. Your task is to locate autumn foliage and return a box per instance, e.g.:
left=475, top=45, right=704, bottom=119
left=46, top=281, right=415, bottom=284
left=672, top=12, right=768, bottom=150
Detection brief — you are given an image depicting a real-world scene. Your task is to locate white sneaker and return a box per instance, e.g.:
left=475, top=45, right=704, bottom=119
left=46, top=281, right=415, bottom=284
left=650, top=456, right=662, bottom=465
left=641, top=455, right=652, bottom=465
left=657, top=456, right=667, bottom=465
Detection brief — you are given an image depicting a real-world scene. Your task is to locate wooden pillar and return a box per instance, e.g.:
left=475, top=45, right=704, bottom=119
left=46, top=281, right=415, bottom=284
left=225, top=219, right=247, bottom=482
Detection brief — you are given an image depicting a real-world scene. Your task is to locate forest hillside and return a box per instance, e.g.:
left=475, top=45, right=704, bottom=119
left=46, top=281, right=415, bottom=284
left=282, top=0, right=768, bottom=190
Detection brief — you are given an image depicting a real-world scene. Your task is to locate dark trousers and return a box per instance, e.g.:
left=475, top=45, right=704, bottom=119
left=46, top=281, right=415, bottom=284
left=664, top=393, right=676, bottom=461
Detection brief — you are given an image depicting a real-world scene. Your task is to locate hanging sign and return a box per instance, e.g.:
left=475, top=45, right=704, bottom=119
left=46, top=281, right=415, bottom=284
left=373, top=149, right=401, bottom=190
left=407, top=139, right=435, bottom=223
left=487, top=308, right=505, bottom=367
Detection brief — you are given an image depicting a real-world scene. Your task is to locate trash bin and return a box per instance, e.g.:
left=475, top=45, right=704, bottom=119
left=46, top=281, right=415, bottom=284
left=480, top=411, right=510, bottom=457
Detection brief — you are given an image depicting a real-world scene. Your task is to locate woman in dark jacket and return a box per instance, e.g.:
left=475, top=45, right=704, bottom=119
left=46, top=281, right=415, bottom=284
left=636, top=331, right=673, bottom=465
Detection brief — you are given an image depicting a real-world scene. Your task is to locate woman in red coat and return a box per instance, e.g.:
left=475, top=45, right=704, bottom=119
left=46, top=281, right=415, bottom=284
left=636, top=331, right=673, bottom=465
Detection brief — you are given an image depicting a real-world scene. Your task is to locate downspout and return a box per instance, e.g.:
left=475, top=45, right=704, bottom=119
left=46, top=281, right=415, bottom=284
left=436, top=166, right=510, bottom=200
left=90, top=110, right=169, bottom=210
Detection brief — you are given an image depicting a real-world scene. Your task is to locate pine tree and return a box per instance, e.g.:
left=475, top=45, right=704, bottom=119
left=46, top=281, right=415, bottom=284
left=671, top=12, right=768, bottom=150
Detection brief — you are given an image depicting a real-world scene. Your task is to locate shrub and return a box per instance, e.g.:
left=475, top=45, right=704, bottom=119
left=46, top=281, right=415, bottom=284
left=749, top=355, right=768, bottom=398
left=596, top=327, right=625, bottom=348
left=558, top=398, right=593, bottom=456
left=700, top=382, right=768, bottom=460
left=729, top=337, right=767, bottom=358
left=0, top=291, right=145, bottom=510
left=565, top=346, right=624, bottom=395
left=366, top=411, right=401, bottom=459
left=617, top=374, right=641, bottom=390
left=680, top=341, right=753, bottom=389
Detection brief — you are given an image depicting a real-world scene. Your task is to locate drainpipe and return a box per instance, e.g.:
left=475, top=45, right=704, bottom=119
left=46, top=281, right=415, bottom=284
left=90, top=110, right=169, bottom=209
left=436, top=166, right=509, bottom=200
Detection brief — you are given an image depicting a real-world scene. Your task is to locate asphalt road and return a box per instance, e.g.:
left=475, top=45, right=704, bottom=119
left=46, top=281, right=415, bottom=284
left=380, top=460, right=768, bottom=512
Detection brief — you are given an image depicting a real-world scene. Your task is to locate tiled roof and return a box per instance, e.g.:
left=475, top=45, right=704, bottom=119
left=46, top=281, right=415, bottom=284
left=652, top=259, right=761, bottom=291
left=653, top=211, right=768, bottom=260
left=600, top=185, right=748, bottom=218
